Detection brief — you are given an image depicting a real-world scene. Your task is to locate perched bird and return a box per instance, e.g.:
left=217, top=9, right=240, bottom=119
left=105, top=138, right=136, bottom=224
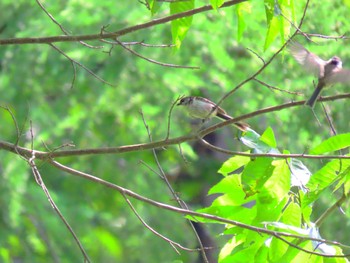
left=177, top=96, right=249, bottom=131
left=289, top=41, right=350, bottom=107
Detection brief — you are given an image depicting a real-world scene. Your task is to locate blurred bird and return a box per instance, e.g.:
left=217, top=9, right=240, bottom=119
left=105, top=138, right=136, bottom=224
left=177, top=96, right=249, bottom=131
left=289, top=41, right=350, bottom=107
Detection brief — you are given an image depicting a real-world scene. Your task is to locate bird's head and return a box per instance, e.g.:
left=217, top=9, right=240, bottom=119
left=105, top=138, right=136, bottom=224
left=330, top=56, right=342, bottom=67
left=177, top=96, right=193, bottom=106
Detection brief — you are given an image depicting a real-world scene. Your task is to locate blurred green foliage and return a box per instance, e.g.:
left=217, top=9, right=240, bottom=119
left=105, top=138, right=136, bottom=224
left=1, top=0, right=350, bottom=262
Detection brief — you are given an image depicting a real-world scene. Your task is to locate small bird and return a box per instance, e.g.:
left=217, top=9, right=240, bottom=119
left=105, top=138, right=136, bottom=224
left=177, top=96, right=249, bottom=131
left=289, top=41, right=350, bottom=108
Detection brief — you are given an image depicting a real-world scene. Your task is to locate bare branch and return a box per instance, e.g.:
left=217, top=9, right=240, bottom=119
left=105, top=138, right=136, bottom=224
left=110, top=38, right=199, bottom=69
left=49, top=43, right=115, bottom=87
left=28, top=155, right=91, bottom=262
left=122, top=193, right=209, bottom=253
left=253, top=78, right=304, bottom=95
left=301, top=33, right=349, bottom=40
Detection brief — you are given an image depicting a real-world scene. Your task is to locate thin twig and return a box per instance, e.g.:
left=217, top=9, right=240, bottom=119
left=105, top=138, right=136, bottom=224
left=321, top=103, right=337, bottom=136
left=49, top=43, right=114, bottom=87
left=301, top=33, right=349, bottom=40
left=122, top=193, right=210, bottom=253
left=165, top=96, right=182, bottom=140
left=102, top=39, right=174, bottom=48
left=35, top=0, right=103, bottom=49
left=139, top=110, right=209, bottom=263
left=112, top=38, right=199, bottom=69
left=253, top=78, right=303, bottom=95
left=28, top=155, right=91, bottom=262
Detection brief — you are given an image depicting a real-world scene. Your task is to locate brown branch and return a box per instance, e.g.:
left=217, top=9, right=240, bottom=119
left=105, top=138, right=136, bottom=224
left=0, top=0, right=247, bottom=46
left=1, top=93, right=350, bottom=160
left=199, top=93, right=350, bottom=137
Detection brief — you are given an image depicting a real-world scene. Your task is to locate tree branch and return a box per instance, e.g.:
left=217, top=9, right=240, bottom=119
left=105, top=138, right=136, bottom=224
left=48, top=159, right=350, bottom=257
left=0, top=0, right=247, bottom=46
left=1, top=93, right=350, bottom=160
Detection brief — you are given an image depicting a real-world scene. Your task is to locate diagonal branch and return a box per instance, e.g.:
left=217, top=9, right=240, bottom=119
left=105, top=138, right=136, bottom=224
left=28, top=155, right=91, bottom=262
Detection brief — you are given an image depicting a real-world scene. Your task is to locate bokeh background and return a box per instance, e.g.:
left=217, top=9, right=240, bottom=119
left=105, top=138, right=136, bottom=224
left=1, top=0, right=350, bottom=262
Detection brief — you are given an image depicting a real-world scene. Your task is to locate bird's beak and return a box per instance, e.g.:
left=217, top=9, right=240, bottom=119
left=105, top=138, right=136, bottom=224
left=176, top=100, right=183, bottom=106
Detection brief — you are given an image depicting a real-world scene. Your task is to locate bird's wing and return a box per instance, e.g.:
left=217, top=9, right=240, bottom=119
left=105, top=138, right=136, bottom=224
left=197, top=97, right=227, bottom=115
left=328, top=69, right=350, bottom=84
left=289, top=41, right=326, bottom=77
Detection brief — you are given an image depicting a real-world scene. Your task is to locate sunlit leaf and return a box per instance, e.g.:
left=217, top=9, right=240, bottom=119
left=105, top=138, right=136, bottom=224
left=260, top=126, right=277, bottom=148
left=309, top=133, right=350, bottom=154
left=242, top=157, right=275, bottom=197
left=301, top=159, right=350, bottom=207
left=170, top=1, right=194, bottom=48
left=218, top=155, right=251, bottom=176
left=235, top=2, right=251, bottom=40
left=210, top=0, right=225, bottom=9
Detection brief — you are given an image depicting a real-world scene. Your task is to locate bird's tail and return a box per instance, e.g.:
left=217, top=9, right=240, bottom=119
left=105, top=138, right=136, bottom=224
left=217, top=113, right=249, bottom=131
left=233, top=122, right=250, bottom=132
left=305, top=83, right=324, bottom=108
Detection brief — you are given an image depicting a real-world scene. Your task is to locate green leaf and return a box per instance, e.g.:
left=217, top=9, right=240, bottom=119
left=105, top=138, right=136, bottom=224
left=218, top=155, right=251, bottom=176
left=219, top=235, right=266, bottom=263
left=148, top=0, right=163, bottom=15
left=264, top=0, right=294, bottom=49
left=301, top=159, right=350, bottom=207
left=235, top=2, right=251, bottom=41
left=260, top=126, right=277, bottom=148
left=240, top=129, right=278, bottom=153
left=260, top=159, right=290, bottom=202
left=170, top=1, right=194, bottom=48
left=209, top=175, right=243, bottom=195
left=281, top=202, right=302, bottom=227
left=210, top=0, right=225, bottom=9
left=241, top=157, right=275, bottom=197
left=218, top=236, right=245, bottom=262
left=309, top=133, right=350, bottom=154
